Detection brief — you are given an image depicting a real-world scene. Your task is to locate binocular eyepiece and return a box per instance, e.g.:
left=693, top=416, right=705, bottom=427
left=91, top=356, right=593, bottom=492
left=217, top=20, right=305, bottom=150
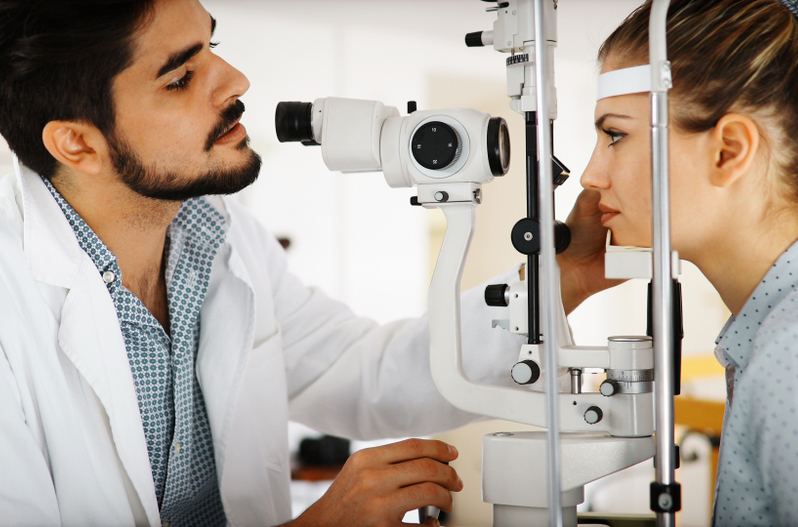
left=275, top=97, right=510, bottom=184
left=275, top=101, right=318, bottom=146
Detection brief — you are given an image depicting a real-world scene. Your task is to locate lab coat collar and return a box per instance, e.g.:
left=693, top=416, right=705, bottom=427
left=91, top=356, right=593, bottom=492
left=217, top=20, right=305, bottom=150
left=18, top=164, right=86, bottom=289
left=16, top=165, right=162, bottom=525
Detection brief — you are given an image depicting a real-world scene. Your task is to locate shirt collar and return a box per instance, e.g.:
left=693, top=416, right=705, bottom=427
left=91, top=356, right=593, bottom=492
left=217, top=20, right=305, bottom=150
left=716, top=239, right=798, bottom=370
left=40, top=175, right=228, bottom=294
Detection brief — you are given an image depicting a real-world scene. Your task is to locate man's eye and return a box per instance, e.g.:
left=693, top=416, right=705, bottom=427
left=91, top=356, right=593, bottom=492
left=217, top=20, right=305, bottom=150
left=167, top=70, right=195, bottom=91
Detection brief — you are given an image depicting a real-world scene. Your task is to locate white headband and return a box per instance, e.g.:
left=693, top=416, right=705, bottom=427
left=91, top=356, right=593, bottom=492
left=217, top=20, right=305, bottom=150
left=597, top=64, right=651, bottom=100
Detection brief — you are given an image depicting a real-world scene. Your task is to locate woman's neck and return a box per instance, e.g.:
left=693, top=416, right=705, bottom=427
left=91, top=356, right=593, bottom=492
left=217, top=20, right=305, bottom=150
left=692, top=216, right=798, bottom=317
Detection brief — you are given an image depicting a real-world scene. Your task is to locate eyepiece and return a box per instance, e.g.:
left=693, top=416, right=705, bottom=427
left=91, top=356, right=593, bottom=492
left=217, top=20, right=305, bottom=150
left=275, top=101, right=318, bottom=145
left=487, top=117, right=510, bottom=176
left=465, top=31, right=485, bottom=47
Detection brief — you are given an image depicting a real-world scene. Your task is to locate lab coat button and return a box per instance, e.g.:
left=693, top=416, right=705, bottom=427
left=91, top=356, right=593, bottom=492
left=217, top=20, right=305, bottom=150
left=102, top=271, right=116, bottom=284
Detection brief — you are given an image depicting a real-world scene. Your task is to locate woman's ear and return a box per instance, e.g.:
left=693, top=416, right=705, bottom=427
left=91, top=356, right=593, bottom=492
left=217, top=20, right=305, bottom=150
left=42, top=120, right=107, bottom=176
left=708, top=113, right=760, bottom=188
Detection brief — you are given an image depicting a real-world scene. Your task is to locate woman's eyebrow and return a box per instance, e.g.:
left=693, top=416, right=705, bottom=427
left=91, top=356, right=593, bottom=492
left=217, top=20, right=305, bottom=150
left=595, top=113, right=633, bottom=130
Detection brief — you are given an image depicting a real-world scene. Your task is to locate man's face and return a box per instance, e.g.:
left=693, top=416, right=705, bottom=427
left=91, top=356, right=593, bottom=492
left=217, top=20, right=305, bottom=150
left=108, top=0, right=260, bottom=201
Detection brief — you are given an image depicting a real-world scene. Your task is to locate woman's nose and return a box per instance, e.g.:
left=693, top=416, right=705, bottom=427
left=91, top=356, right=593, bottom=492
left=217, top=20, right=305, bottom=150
left=580, top=146, right=610, bottom=190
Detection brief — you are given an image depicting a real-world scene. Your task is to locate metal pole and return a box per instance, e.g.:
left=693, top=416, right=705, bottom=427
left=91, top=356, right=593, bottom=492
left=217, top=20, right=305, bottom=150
left=649, top=1, right=679, bottom=526
left=526, top=112, right=542, bottom=345
left=532, top=0, right=563, bottom=525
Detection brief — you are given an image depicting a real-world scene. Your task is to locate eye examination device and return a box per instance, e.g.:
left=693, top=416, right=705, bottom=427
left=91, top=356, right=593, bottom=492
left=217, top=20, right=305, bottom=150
left=276, top=1, right=680, bottom=526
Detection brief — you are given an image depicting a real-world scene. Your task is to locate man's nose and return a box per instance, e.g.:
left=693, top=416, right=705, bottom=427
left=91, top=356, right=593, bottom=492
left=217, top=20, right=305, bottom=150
left=212, top=57, right=250, bottom=106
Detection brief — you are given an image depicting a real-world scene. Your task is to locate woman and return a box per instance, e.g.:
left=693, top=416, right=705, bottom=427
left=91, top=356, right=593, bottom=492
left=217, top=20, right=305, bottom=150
left=580, top=0, right=798, bottom=524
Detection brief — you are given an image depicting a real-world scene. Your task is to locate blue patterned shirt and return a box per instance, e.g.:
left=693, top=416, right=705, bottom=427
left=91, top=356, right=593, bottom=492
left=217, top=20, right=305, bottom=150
left=713, top=240, right=798, bottom=526
left=43, top=178, right=228, bottom=527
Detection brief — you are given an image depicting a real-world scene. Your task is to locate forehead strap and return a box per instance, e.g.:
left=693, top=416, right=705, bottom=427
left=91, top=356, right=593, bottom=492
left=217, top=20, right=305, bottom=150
left=597, top=64, right=651, bottom=101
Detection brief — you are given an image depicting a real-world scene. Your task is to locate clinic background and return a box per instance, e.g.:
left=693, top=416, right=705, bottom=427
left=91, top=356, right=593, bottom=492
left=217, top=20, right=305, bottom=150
left=0, top=1, right=728, bottom=525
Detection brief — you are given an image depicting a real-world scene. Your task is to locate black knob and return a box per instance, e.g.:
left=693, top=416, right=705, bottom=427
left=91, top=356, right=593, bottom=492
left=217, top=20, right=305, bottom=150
left=485, top=284, right=509, bottom=307
left=584, top=406, right=604, bottom=425
left=411, top=122, right=459, bottom=170
left=511, top=360, right=541, bottom=385
left=600, top=380, right=618, bottom=397
left=555, top=220, right=571, bottom=254
left=511, top=218, right=540, bottom=255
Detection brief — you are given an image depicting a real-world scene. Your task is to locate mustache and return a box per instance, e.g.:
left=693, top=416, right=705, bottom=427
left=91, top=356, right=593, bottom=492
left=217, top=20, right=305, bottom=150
left=205, top=99, right=246, bottom=151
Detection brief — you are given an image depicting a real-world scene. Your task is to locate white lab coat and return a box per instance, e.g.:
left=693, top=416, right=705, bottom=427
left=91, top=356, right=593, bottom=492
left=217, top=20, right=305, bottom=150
left=0, top=165, right=525, bottom=527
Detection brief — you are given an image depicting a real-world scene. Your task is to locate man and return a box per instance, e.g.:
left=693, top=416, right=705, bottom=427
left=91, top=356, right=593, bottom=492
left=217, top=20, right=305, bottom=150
left=0, top=0, right=610, bottom=525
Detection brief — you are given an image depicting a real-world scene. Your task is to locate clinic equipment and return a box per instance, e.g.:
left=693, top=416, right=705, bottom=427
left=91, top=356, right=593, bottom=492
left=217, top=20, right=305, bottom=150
left=275, top=0, right=680, bottom=525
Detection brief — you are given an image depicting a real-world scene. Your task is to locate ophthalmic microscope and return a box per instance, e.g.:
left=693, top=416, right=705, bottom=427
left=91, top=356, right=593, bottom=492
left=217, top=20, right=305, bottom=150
left=275, top=1, right=682, bottom=525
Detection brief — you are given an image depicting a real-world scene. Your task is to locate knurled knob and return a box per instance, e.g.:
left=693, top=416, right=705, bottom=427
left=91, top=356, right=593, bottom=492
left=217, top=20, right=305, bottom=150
left=484, top=284, right=509, bottom=307
left=600, top=380, right=618, bottom=397
left=584, top=406, right=604, bottom=425
left=511, top=360, right=541, bottom=385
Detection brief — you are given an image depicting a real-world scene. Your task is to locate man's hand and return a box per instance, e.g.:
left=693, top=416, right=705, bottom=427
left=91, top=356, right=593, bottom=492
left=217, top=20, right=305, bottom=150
left=558, top=189, right=625, bottom=314
left=288, top=438, right=462, bottom=527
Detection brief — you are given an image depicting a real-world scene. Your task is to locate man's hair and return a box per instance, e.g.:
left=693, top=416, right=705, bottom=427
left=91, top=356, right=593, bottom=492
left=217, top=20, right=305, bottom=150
left=0, top=0, right=155, bottom=178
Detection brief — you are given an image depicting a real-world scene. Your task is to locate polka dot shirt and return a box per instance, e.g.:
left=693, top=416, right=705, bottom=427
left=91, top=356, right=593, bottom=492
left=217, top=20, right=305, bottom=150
left=43, top=178, right=228, bottom=527
left=713, top=242, right=798, bottom=526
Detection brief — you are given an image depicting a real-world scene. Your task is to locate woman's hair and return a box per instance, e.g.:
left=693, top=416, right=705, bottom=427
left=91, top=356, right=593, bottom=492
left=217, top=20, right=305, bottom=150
left=0, top=0, right=154, bottom=178
left=600, top=0, right=798, bottom=201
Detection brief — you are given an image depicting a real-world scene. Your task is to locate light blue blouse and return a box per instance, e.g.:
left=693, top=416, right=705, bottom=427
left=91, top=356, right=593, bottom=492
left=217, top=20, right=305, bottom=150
left=713, top=240, right=798, bottom=526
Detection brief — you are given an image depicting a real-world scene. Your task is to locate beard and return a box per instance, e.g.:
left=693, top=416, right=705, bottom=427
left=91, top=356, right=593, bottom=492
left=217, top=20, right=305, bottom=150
left=107, top=101, right=262, bottom=202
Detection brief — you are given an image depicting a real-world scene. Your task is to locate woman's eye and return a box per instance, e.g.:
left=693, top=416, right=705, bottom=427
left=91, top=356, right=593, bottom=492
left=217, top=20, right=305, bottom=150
left=603, top=129, right=626, bottom=146
left=167, top=70, right=195, bottom=91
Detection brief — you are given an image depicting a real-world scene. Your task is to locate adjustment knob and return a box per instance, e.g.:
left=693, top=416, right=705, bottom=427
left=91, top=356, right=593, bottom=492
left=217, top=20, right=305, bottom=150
left=511, top=360, right=541, bottom=385
left=600, top=380, right=618, bottom=397
left=485, top=284, right=509, bottom=307
left=411, top=121, right=460, bottom=170
left=584, top=406, right=604, bottom=425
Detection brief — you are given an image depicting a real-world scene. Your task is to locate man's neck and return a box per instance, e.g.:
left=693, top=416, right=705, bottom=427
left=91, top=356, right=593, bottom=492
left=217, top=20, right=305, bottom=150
left=50, top=173, right=180, bottom=332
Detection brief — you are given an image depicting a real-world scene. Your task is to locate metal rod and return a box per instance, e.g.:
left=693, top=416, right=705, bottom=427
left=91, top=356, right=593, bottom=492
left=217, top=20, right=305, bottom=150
left=532, top=0, right=563, bottom=525
left=526, top=112, right=542, bottom=344
left=649, top=1, right=677, bottom=526
left=570, top=369, right=582, bottom=394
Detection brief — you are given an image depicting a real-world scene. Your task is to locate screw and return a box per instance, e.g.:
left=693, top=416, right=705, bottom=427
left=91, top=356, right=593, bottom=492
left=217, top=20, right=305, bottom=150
left=658, top=493, right=673, bottom=510
left=524, top=232, right=533, bottom=241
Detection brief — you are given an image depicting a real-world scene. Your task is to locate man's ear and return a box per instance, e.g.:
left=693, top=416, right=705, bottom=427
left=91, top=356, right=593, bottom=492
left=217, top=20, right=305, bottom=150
left=707, top=113, right=760, bottom=188
left=41, top=120, right=108, bottom=176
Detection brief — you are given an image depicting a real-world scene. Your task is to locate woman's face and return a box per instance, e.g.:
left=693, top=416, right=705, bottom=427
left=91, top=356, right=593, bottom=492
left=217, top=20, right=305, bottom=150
left=580, top=58, right=713, bottom=256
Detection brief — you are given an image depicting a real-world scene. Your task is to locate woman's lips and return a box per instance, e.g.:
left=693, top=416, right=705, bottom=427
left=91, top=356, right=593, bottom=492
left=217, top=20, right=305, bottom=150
left=598, top=203, right=620, bottom=225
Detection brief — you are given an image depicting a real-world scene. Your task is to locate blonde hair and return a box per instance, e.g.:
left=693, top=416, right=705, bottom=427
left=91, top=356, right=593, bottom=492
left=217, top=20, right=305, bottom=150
left=600, top=0, right=798, bottom=201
